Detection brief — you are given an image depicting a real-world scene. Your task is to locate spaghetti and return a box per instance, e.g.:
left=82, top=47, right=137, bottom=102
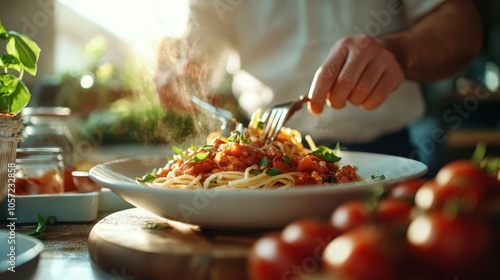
left=138, top=110, right=360, bottom=190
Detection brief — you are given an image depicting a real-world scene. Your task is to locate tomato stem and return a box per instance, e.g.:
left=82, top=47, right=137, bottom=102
left=471, top=142, right=486, bottom=166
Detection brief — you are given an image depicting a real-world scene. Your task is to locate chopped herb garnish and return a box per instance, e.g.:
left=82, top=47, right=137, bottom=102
left=144, top=223, right=171, bottom=230
left=136, top=172, right=156, bottom=183
left=250, top=169, right=261, bottom=175
left=172, top=146, right=183, bottom=155
left=227, top=130, right=249, bottom=143
left=313, top=146, right=341, bottom=163
left=208, top=177, right=218, bottom=188
left=257, top=121, right=265, bottom=130
left=144, top=223, right=172, bottom=229
left=29, top=212, right=56, bottom=236
left=334, top=142, right=341, bottom=156
left=282, top=155, right=292, bottom=166
left=370, top=171, right=386, bottom=180
left=189, top=145, right=198, bottom=152
left=201, top=144, right=213, bottom=150
left=188, top=152, right=210, bottom=162
left=258, top=157, right=269, bottom=168
left=265, top=168, right=281, bottom=176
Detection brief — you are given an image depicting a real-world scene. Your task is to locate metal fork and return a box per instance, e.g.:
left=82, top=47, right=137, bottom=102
left=260, top=95, right=310, bottom=145
left=191, top=95, right=245, bottom=137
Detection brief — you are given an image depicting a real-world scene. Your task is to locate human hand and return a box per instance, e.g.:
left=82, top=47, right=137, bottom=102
left=307, top=35, right=404, bottom=114
left=155, top=61, right=202, bottom=114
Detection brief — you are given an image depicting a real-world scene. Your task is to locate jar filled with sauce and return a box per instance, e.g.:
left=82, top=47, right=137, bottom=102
left=19, top=107, right=77, bottom=167
left=15, top=147, right=65, bottom=195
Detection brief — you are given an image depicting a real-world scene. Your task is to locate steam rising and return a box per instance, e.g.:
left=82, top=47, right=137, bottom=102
left=153, top=34, right=227, bottom=146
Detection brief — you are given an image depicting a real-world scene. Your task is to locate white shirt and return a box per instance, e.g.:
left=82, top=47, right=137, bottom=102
left=187, top=0, right=444, bottom=143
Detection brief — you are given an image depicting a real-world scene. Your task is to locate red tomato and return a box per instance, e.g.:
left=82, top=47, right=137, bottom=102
left=407, top=211, right=491, bottom=273
left=375, top=198, right=413, bottom=226
left=248, top=233, right=308, bottom=280
left=323, top=225, right=397, bottom=280
left=415, top=178, right=481, bottom=214
left=330, top=200, right=369, bottom=233
left=390, top=178, right=425, bottom=204
left=414, top=179, right=452, bottom=210
left=331, top=198, right=413, bottom=233
left=484, top=173, right=500, bottom=198
left=281, top=219, right=341, bottom=257
left=436, top=160, right=486, bottom=188
left=433, top=160, right=487, bottom=211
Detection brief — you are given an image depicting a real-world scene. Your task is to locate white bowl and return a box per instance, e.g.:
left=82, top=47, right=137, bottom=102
left=89, top=151, right=427, bottom=229
left=0, top=230, right=44, bottom=278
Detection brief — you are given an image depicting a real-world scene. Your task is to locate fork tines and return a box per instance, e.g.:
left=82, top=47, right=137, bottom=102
left=261, top=107, right=289, bottom=144
left=260, top=95, right=309, bottom=145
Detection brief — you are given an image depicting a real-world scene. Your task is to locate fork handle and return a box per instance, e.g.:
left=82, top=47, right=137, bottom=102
left=190, top=95, right=234, bottom=120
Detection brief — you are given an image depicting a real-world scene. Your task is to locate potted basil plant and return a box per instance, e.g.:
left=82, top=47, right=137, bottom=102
left=0, top=19, right=40, bottom=202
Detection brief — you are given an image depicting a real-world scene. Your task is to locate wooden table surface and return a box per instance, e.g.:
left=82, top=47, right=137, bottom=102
left=0, top=145, right=171, bottom=280
left=1, top=212, right=117, bottom=280
left=0, top=209, right=335, bottom=280
left=0, top=145, right=333, bottom=280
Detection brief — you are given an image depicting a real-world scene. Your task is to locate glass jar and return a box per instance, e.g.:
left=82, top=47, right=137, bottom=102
left=15, top=147, right=65, bottom=195
left=19, top=107, right=77, bottom=167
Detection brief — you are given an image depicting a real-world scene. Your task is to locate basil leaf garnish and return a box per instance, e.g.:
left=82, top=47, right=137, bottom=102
left=172, top=146, right=183, bottom=155
left=136, top=172, right=156, bottom=183
left=258, top=157, right=269, bottom=168
left=250, top=169, right=261, bottom=175
left=188, top=152, right=209, bottom=162
left=313, top=146, right=341, bottom=163
left=265, top=168, right=281, bottom=176
left=282, top=155, right=292, bottom=166
left=227, top=130, right=249, bottom=143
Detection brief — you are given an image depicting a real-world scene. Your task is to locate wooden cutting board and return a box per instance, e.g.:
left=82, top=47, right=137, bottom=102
left=88, top=208, right=270, bottom=280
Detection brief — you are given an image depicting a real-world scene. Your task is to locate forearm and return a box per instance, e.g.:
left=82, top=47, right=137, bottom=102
left=379, top=0, right=483, bottom=82
left=155, top=34, right=229, bottom=112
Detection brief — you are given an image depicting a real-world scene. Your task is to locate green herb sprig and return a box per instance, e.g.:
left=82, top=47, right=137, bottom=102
left=29, top=212, right=56, bottom=236
left=187, top=152, right=210, bottom=162
left=227, top=130, right=249, bottom=144
left=136, top=171, right=156, bottom=183
left=265, top=168, right=281, bottom=176
left=0, top=20, right=40, bottom=115
left=370, top=170, right=386, bottom=181
left=258, top=157, right=269, bottom=168
left=313, top=146, right=341, bottom=163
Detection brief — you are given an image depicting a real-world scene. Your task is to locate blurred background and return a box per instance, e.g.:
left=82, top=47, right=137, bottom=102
left=1, top=0, right=499, bottom=176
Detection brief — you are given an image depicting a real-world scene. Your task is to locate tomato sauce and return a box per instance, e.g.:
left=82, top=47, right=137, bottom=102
left=159, top=136, right=360, bottom=187
left=15, top=170, right=64, bottom=195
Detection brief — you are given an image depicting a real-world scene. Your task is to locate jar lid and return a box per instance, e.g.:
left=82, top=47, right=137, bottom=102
left=22, top=107, right=71, bottom=117
left=21, top=107, right=71, bottom=126
left=16, top=148, right=64, bottom=164
left=17, top=147, right=63, bottom=156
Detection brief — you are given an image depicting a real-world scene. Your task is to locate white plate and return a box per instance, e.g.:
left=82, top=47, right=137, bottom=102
left=98, top=188, right=134, bottom=212
left=0, top=192, right=99, bottom=223
left=0, top=230, right=44, bottom=277
left=89, top=152, right=427, bottom=229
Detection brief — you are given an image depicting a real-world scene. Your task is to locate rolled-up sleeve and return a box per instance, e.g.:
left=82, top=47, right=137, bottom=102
left=402, top=0, right=445, bottom=23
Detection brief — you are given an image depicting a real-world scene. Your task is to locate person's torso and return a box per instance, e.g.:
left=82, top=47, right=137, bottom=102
left=193, top=0, right=443, bottom=142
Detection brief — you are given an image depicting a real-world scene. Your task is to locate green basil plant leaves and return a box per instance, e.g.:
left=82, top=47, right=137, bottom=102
left=0, top=20, right=40, bottom=115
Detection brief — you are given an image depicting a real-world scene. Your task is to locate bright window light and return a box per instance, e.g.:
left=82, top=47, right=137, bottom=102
left=58, top=0, right=189, bottom=38
left=80, top=74, right=94, bottom=89
left=56, top=0, right=190, bottom=62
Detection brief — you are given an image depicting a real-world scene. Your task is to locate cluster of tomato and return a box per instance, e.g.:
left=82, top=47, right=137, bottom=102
left=247, top=159, right=500, bottom=280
